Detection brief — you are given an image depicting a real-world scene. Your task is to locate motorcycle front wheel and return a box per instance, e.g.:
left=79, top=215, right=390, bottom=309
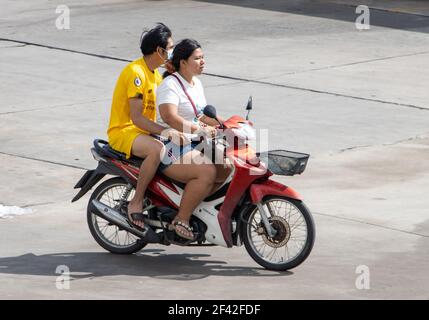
left=241, top=196, right=315, bottom=271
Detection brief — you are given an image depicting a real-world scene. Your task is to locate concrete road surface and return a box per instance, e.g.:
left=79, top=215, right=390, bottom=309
left=1, top=0, right=428, bottom=299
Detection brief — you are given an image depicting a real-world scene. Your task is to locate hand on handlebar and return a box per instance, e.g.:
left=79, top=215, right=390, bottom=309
left=163, top=128, right=191, bottom=145
left=195, top=126, right=217, bottom=139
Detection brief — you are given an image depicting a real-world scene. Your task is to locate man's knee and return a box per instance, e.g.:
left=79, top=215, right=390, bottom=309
left=148, top=139, right=165, bottom=157
left=134, top=138, right=164, bottom=159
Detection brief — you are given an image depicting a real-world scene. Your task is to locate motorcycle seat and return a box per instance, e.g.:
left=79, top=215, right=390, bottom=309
left=93, top=139, right=186, bottom=189
left=93, top=139, right=142, bottom=162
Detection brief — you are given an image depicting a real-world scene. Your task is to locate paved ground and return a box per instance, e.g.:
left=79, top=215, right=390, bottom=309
left=0, top=0, right=428, bottom=299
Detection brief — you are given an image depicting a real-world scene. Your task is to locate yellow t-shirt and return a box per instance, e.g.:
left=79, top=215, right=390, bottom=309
left=107, top=57, right=162, bottom=138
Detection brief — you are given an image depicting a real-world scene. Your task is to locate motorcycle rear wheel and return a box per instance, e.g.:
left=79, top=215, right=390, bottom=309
left=87, top=177, right=147, bottom=254
left=242, top=196, right=315, bottom=271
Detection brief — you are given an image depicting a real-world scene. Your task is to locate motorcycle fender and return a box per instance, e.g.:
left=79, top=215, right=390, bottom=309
left=249, top=179, right=302, bottom=204
left=71, top=165, right=106, bottom=202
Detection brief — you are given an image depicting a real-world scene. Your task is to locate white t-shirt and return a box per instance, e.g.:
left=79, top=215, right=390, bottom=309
left=156, top=72, right=207, bottom=128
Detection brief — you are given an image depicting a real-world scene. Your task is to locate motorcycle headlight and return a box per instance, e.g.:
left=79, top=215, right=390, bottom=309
left=233, top=123, right=256, bottom=141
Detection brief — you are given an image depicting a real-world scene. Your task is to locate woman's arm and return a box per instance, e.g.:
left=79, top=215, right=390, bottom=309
left=199, top=114, right=224, bottom=127
left=159, top=103, right=200, bottom=134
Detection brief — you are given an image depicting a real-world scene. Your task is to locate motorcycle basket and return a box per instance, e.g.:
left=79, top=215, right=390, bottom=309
left=259, top=150, right=310, bottom=176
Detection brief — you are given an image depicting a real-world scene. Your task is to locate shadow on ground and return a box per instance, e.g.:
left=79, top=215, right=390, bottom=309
left=0, top=249, right=293, bottom=281
left=195, top=0, right=429, bottom=33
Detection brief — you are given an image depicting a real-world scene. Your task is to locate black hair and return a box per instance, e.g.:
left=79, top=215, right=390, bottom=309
left=171, top=39, right=201, bottom=71
left=140, top=23, right=172, bottom=55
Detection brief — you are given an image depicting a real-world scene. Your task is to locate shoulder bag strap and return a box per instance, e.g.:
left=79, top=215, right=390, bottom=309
left=171, top=74, right=200, bottom=117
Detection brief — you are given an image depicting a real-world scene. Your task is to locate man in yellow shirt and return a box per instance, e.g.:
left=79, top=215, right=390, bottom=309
left=107, top=24, right=219, bottom=242
left=107, top=23, right=184, bottom=232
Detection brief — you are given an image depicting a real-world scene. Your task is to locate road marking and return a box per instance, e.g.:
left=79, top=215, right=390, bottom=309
left=1, top=38, right=428, bottom=111
left=313, top=211, right=429, bottom=238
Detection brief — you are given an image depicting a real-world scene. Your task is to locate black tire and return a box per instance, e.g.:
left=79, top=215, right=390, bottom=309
left=241, top=196, right=315, bottom=271
left=87, top=177, right=147, bottom=254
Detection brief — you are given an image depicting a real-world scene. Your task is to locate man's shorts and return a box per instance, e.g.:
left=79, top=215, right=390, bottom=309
left=108, top=127, right=197, bottom=171
left=108, top=126, right=146, bottom=159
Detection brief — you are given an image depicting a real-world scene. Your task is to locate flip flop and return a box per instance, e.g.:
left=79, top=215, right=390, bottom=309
left=128, top=211, right=148, bottom=234
left=171, top=219, right=195, bottom=241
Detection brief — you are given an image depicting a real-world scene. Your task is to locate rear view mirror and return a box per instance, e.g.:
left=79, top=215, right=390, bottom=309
left=246, top=96, right=252, bottom=120
left=203, top=105, right=223, bottom=128
left=246, top=96, right=253, bottom=110
left=203, top=105, right=217, bottom=119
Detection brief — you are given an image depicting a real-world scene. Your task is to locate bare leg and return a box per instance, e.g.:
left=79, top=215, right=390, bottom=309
left=210, top=144, right=233, bottom=193
left=163, top=150, right=216, bottom=238
left=210, top=164, right=233, bottom=194
left=127, top=134, right=164, bottom=228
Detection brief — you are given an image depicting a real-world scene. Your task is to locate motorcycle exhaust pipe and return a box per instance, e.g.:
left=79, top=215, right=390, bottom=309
left=89, top=200, right=160, bottom=243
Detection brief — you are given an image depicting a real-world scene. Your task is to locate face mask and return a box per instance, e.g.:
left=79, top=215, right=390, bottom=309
left=158, top=48, right=173, bottom=63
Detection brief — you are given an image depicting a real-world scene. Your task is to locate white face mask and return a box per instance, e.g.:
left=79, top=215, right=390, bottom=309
left=158, top=48, right=173, bottom=64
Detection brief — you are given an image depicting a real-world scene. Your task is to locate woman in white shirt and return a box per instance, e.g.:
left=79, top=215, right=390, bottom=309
left=156, top=39, right=230, bottom=240
left=157, top=39, right=220, bottom=138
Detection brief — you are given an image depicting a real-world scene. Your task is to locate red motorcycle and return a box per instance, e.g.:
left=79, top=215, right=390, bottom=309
left=72, top=100, right=315, bottom=271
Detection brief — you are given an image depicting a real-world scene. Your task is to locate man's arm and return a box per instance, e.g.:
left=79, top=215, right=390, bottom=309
left=129, top=96, right=166, bottom=135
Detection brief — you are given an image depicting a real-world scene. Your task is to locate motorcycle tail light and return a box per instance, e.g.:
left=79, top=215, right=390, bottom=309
left=91, top=148, right=106, bottom=162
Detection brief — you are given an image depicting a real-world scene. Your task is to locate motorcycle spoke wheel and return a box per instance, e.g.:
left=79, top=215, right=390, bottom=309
left=90, top=182, right=139, bottom=249
left=244, top=197, right=314, bottom=270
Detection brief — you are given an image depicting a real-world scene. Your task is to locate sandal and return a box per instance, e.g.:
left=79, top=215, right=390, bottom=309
left=171, top=219, right=195, bottom=241
left=127, top=211, right=148, bottom=234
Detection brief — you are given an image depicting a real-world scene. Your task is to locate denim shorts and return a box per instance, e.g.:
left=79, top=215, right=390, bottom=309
left=158, top=140, right=198, bottom=172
